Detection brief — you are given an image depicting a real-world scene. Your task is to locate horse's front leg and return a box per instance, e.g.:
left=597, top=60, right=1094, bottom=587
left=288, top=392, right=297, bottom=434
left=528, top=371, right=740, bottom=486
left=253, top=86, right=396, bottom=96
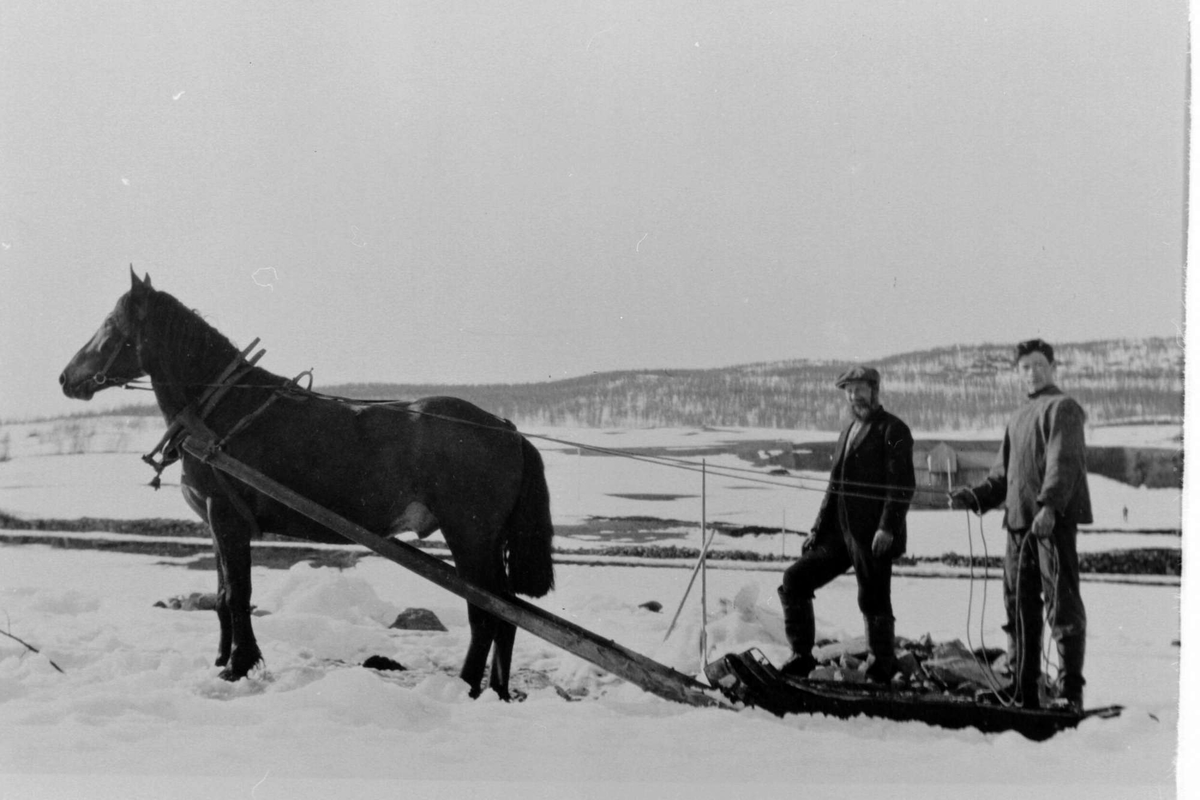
left=182, top=481, right=232, bottom=667
left=207, top=496, right=263, bottom=681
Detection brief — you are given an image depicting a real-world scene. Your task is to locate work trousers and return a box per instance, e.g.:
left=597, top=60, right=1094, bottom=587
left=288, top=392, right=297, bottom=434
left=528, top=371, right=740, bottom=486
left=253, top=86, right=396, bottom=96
left=1003, top=523, right=1087, bottom=649
left=781, top=530, right=893, bottom=619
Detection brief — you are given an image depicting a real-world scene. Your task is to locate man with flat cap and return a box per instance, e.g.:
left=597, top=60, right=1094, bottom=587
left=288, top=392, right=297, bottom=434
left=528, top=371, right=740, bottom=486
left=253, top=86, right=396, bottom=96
left=950, top=339, right=1090, bottom=711
left=778, top=365, right=915, bottom=683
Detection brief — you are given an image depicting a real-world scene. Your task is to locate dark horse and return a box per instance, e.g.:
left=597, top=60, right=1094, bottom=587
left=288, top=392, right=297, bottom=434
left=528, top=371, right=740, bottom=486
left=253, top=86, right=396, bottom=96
left=59, top=270, right=555, bottom=699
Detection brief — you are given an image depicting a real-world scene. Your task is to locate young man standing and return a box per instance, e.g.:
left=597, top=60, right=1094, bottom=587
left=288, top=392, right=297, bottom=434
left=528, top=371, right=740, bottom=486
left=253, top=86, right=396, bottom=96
left=778, top=366, right=915, bottom=683
left=951, top=339, right=1091, bottom=711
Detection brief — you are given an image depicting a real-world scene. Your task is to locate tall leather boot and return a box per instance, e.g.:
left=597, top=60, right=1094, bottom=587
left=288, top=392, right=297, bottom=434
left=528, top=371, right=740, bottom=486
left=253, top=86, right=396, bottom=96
left=864, top=615, right=896, bottom=684
left=1054, top=634, right=1086, bottom=711
left=777, top=587, right=817, bottom=678
left=1004, top=627, right=1018, bottom=682
left=1014, top=608, right=1044, bottom=709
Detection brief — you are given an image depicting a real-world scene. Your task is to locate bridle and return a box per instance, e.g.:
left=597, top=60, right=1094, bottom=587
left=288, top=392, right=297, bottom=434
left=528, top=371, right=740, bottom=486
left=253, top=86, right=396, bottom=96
left=92, top=318, right=137, bottom=388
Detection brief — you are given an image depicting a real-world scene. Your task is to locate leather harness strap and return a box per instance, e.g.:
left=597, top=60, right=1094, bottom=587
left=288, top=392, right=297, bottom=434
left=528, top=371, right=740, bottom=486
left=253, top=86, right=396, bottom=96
left=142, top=340, right=263, bottom=486
left=93, top=328, right=132, bottom=386
left=172, top=408, right=263, bottom=538
left=138, top=339, right=312, bottom=537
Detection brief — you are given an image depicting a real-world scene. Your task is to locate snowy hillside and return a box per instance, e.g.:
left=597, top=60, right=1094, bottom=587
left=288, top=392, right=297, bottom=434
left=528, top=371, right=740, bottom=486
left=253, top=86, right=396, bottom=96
left=315, top=336, right=1182, bottom=430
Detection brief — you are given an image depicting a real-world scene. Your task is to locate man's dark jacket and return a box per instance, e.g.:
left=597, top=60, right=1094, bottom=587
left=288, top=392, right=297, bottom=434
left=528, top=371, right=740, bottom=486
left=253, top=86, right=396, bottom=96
left=811, top=406, right=916, bottom=559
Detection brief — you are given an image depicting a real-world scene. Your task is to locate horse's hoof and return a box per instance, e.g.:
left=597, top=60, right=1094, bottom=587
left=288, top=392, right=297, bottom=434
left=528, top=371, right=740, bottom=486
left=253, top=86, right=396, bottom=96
left=498, top=688, right=527, bottom=703
left=215, top=655, right=230, bottom=668
left=217, top=654, right=262, bottom=682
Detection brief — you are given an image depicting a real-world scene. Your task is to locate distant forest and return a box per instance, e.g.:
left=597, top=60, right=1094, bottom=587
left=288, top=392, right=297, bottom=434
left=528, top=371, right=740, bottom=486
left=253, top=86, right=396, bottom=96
left=322, top=337, right=1182, bottom=431
left=76, top=337, right=1181, bottom=432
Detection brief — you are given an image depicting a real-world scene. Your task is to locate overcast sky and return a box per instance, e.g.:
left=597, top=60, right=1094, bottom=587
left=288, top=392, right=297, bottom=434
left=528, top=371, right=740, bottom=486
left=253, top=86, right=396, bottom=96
left=0, top=1, right=1188, bottom=421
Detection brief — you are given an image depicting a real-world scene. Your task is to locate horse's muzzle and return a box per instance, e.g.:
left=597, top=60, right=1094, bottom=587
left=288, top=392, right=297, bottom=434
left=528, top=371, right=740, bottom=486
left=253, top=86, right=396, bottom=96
left=59, top=370, right=97, bottom=400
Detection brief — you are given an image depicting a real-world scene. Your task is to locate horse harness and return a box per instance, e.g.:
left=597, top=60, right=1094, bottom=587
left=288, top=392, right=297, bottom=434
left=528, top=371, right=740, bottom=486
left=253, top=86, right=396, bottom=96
left=140, top=339, right=314, bottom=536
left=141, top=338, right=264, bottom=488
left=139, top=337, right=518, bottom=536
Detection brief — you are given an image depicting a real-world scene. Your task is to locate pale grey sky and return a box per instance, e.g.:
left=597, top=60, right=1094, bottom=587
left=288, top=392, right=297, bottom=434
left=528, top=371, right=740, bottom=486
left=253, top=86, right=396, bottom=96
left=1, top=1, right=1188, bottom=420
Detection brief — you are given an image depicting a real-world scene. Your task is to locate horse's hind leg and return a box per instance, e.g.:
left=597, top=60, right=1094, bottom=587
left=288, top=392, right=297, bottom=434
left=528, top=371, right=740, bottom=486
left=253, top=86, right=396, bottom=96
left=208, top=497, right=263, bottom=681
left=488, top=619, right=518, bottom=701
left=461, top=604, right=496, bottom=698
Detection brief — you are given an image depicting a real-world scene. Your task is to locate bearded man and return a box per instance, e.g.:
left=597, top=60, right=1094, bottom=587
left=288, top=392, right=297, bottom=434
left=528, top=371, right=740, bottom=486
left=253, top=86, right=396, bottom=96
left=778, top=366, right=915, bottom=683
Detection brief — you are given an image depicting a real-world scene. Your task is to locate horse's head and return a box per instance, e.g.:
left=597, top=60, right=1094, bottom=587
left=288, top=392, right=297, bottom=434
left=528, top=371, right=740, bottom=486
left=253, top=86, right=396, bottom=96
left=59, top=269, right=153, bottom=400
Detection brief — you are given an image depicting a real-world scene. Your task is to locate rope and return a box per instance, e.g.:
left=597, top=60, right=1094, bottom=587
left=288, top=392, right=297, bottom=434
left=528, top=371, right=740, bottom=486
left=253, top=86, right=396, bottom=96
left=961, top=506, right=1019, bottom=706
left=983, top=525, right=1063, bottom=708
left=1043, top=537, right=1063, bottom=690
left=1013, top=530, right=1035, bottom=707
left=359, top=405, right=945, bottom=504
left=521, top=429, right=948, bottom=500
left=129, top=359, right=946, bottom=506
left=954, top=487, right=1067, bottom=709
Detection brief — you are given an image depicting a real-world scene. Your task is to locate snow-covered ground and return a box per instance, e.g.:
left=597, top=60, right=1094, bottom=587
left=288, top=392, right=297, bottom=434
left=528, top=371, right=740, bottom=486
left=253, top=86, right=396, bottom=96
left=0, top=547, right=1181, bottom=799
left=0, top=418, right=1186, bottom=798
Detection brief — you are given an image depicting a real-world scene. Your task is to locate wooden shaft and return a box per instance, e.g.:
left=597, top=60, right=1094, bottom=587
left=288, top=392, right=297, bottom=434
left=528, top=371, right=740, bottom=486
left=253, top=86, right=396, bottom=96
left=181, top=439, right=724, bottom=709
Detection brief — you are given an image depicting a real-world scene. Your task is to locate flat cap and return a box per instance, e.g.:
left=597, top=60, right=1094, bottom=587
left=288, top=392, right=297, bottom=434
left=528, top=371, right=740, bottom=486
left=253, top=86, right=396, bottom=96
left=834, top=365, right=880, bottom=389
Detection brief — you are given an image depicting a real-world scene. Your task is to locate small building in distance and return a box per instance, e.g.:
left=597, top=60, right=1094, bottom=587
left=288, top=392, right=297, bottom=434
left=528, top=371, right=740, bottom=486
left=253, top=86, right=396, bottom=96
left=911, top=442, right=996, bottom=509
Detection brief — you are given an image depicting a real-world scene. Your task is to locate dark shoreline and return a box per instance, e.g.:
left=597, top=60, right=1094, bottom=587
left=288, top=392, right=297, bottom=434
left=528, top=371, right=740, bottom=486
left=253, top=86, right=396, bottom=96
left=0, top=511, right=1181, bottom=576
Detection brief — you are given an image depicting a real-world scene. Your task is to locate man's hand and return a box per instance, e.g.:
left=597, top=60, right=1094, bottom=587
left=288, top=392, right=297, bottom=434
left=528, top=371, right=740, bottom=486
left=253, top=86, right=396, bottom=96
left=949, top=488, right=976, bottom=511
left=801, top=532, right=818, bottom=554
left=1031, top=506, right=1057, bottom=539
left=871, top=529, right=893, bottom=558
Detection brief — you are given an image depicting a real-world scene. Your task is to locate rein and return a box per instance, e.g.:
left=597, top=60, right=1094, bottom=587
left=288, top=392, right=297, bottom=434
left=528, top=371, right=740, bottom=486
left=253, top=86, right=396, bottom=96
left=135, top=336, right=942, bottom=506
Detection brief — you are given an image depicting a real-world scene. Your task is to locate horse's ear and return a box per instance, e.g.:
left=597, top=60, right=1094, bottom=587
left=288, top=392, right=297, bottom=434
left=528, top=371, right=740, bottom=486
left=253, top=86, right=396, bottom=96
left=130, top=266, right=152, bottom=292
left=129, top=266, right=152, bottom=320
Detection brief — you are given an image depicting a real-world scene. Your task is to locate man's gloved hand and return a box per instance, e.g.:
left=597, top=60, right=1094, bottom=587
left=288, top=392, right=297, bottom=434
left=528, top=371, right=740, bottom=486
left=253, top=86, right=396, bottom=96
left=801, top=532, right=818, bottom=554
left=871, top=529, right=893, bottom=558
left=949, top=488, right=976, bottom=511
left=1031, top=505, right=1057, bottom=539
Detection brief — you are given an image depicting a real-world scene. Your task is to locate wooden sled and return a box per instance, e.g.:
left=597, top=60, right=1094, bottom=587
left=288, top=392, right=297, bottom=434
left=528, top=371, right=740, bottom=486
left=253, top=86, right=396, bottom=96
left=704, top=648, right=1123, bottom=741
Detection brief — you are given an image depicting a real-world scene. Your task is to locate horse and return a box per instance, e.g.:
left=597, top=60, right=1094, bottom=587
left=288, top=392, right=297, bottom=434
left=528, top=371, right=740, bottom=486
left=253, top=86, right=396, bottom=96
left=59, top=270, right=555, bottom=699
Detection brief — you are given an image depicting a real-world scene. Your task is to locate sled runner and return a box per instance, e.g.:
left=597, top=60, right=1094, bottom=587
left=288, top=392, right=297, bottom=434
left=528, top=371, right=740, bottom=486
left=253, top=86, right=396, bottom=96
left=704, top=648, right=1123, bottom=741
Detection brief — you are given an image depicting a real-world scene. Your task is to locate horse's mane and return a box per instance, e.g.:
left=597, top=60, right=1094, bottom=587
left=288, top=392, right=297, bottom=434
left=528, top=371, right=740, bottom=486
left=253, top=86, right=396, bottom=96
left=141, top=288, right=241, bottom=378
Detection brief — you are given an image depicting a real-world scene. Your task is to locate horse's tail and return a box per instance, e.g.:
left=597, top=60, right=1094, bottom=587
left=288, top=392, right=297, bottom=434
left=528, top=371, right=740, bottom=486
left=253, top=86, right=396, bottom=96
left=503, top=437, right=555, bottom=598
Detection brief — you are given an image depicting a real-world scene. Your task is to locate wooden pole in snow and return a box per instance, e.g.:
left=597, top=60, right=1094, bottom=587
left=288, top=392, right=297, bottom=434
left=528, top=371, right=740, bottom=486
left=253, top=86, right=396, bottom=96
left=663, top=464, right=720, bottom=644
left=699, top=459, right=708, bottom=667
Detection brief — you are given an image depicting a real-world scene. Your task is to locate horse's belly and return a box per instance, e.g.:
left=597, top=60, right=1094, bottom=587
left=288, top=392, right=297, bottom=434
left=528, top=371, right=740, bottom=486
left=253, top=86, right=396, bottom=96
left=388, top=501, right=440, bottom=538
